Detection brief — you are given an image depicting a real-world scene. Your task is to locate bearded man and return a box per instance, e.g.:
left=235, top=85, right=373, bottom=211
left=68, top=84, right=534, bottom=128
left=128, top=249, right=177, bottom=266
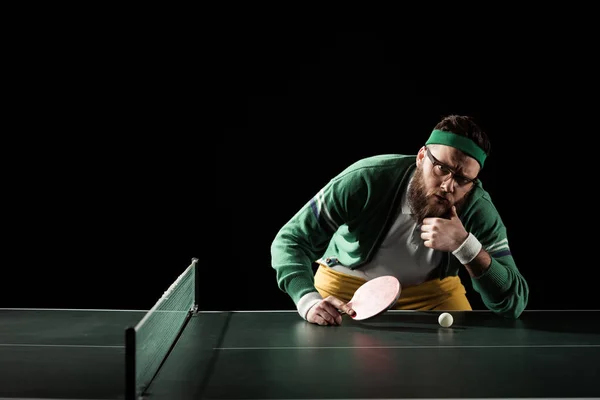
left=270, top=115, right=529, bottom=325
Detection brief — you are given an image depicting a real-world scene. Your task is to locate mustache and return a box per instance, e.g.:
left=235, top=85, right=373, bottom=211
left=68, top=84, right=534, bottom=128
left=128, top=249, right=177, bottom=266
left=428, top=190, right=452, bottom=202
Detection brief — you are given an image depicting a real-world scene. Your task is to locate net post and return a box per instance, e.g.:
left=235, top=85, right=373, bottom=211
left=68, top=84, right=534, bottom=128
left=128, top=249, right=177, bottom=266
left=192, top=257, right=199, bottom=314
left=125, top=327, right=136, bottom=400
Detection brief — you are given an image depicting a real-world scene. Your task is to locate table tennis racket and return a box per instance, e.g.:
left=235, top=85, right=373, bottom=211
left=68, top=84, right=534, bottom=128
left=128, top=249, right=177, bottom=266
left=341, top=275, right=401, bottom=321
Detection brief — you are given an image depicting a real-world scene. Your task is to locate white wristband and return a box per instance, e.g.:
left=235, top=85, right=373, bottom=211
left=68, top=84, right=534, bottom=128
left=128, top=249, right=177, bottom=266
left=452, top=233, right=482, bottom=265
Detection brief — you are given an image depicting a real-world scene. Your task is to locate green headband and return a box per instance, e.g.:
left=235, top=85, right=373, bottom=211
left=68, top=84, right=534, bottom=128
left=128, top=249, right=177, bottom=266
left=425, top=129, right=487, bottom=168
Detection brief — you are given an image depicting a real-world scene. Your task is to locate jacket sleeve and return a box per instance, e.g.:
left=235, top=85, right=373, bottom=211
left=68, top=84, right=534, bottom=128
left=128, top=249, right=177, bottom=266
left=270, top=169, right=368, bottom=305
left=462, top=195, right=529, bottom=319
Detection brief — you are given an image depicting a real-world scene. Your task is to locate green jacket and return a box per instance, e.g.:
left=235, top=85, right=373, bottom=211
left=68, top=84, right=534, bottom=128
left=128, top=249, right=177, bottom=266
left=270, top=154, right=529, bottom=319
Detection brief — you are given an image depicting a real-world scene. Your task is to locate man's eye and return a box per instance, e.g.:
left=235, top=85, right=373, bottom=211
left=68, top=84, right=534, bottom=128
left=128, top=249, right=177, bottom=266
left=436, top=164, right=450, bottom=174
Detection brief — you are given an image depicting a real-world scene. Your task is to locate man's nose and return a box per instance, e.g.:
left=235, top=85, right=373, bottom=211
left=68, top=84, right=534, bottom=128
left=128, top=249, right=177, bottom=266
left=440, top=175, right=456, bottom=193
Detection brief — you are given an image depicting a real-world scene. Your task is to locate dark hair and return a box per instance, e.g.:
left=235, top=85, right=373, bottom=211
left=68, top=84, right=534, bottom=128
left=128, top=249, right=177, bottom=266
left=434, top=115, right=491, bottom=155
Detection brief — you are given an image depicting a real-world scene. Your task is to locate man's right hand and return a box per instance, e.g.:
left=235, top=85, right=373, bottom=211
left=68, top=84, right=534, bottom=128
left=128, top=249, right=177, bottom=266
left=306, top=295, right=355, bottom=326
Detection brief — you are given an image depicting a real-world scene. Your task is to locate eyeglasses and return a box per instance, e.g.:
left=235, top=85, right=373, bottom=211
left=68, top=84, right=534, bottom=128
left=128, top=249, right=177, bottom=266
left=425, top=148, right=478, bottom=187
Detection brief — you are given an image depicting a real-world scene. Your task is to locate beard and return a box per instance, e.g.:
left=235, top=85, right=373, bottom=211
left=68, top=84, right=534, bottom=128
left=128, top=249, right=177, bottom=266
left=407, top=166, right=467, bottom=223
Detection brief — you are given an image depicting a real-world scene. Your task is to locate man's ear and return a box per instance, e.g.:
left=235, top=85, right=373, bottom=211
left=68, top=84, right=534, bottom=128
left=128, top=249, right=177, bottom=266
left=416, top=146, right=427, bottom=166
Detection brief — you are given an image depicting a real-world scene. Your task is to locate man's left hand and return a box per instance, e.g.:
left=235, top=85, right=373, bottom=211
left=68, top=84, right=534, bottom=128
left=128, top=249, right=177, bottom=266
left=420, top=206, right=468, bottom=252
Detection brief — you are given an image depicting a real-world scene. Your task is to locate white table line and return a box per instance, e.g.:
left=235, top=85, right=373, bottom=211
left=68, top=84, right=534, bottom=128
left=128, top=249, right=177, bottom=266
left=215, top=344, right=600, bottom=350
left=0, top=343, right=123, bottom=348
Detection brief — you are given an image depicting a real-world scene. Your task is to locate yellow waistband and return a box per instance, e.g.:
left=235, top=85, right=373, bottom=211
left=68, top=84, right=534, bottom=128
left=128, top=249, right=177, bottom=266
left=314, top=264, right=470, bottom=311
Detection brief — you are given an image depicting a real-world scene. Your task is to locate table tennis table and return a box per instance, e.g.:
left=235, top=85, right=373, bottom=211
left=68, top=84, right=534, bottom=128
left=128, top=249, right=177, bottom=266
left=1, top=259, right=599, bottom=399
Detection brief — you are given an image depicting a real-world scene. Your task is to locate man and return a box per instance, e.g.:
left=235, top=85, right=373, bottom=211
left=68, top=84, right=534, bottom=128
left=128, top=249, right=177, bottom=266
left=270, top=115, right=529, bottom=326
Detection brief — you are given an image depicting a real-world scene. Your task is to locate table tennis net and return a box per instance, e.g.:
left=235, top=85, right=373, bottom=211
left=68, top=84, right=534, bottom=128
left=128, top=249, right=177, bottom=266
left=129, top=260, right=196, bottom=396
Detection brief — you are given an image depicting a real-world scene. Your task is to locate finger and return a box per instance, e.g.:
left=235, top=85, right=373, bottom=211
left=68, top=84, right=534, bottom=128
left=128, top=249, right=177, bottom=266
left=325, top=296, right=355, bottom=317
left=324, top=296, right=346, bottom=310
left=316, top=308, right=339, bottom=325
left=420, top=220, right=435, bottom=231
left=314, top=315, right=329, bottom=326
left=320, top=302, right=343, bottom=324
left=423, top=216, right=442, bottom=224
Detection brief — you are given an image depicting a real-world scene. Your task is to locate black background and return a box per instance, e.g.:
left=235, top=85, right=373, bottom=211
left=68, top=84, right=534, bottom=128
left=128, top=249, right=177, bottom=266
left=3, top=29, right=597, bottom=313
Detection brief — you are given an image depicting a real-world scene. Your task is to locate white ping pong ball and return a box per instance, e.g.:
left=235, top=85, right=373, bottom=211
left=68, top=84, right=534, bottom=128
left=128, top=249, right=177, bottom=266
left=438, top=312, right=453, bottom=328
